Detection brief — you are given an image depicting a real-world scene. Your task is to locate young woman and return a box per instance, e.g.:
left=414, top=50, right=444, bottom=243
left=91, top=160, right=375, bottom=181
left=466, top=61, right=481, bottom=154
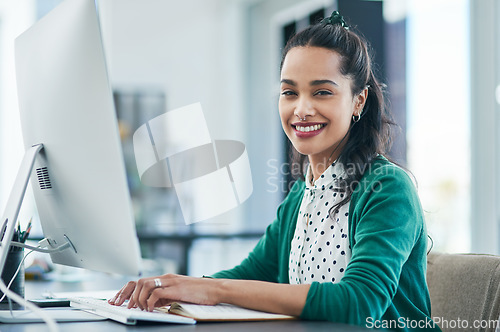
left=109, top=11, right=440, bottom=331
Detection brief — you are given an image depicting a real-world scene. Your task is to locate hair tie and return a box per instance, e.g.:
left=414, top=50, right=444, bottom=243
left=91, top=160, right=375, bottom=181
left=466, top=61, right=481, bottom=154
left=320, top=11, right=349, bottom=29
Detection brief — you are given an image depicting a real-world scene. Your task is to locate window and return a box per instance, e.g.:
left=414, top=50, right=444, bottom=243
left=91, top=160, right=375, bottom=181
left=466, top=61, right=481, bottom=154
left=404, top=0, right=470, bottom=252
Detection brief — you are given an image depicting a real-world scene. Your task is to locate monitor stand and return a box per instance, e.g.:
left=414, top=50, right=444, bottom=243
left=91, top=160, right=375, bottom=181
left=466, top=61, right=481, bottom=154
left=0, top=144, right=44, bottom=277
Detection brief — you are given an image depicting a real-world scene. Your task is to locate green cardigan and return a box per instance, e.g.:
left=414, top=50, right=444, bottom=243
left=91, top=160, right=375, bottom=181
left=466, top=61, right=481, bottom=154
left=212, top=157, right=440, bottom=331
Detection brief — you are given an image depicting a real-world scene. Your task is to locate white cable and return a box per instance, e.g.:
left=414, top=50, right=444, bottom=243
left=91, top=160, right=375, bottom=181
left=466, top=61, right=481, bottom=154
left=0, top=248, right=34, bottom=302
left=9, top=241, right=71, bottom=254
left=0, top=277, right=59, bottom=332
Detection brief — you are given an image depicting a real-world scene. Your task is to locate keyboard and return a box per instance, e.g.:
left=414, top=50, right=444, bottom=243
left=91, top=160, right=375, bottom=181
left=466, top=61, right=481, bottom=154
left=69, top=297, right=196, bottom=325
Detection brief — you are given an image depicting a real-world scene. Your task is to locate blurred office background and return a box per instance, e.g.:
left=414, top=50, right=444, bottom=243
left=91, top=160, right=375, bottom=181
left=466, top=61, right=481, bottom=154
left=0, top=0, right=498, bottom=277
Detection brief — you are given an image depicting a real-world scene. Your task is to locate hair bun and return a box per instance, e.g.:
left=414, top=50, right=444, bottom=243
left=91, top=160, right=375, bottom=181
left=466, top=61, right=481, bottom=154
left=320, top=11, right=349, bottom=29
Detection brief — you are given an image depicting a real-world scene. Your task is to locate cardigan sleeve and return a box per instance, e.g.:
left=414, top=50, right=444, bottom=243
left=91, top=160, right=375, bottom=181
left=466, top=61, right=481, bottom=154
left=300, top=164, right=428, bottom=325
left=210, top=181, right=304, bottom=282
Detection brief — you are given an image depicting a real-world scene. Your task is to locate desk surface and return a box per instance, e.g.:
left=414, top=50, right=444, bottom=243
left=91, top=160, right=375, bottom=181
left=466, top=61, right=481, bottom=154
left=0, top=319, right=371, bottom=332
left=0, top=274, right=371, bottom=332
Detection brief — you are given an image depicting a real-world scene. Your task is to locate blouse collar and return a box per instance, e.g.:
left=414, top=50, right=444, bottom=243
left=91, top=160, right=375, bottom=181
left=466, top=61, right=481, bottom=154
left=305, top=161, right=346, bottom=191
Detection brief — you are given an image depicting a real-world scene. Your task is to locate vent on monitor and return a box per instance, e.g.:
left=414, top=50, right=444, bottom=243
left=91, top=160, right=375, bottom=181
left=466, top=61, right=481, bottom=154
left=36, top=167, right=52, bottom=190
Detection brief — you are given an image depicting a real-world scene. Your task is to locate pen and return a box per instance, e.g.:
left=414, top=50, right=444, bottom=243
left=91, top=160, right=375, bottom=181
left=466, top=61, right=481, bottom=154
left=12, top=229, right=19, bottom=242
left=21, top=218, right=32, bottom=243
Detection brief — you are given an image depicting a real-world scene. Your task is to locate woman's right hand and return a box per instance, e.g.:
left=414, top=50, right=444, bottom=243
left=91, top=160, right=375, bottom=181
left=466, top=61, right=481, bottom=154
left=108, top=280, right=139, bottom=307
left=108, top=274, right=222, bottom=312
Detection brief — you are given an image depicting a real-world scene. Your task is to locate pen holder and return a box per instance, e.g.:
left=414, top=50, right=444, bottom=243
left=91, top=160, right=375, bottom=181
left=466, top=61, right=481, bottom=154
left=0, top=246, right=25, bottom=310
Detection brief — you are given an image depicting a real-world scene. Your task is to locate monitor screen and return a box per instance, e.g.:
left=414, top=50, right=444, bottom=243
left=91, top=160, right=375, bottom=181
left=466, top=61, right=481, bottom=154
left=14, top=0, right=141, bottom=276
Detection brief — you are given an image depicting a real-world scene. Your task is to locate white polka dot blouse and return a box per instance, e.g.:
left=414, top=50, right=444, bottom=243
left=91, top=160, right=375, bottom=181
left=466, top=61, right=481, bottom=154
left=289, top=162, right=352, bottom=285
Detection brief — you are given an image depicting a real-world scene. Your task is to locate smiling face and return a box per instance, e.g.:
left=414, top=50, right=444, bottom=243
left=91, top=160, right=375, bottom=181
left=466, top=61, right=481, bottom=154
left=279, top=46, right=366, bottom=178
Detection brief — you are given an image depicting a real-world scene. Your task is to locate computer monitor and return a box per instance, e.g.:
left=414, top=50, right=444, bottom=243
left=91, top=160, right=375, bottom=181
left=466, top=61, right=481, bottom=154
left=1, top=0, right=142, bottom=276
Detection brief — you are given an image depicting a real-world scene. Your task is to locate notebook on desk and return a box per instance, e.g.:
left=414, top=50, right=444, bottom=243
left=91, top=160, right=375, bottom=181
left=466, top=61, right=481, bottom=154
left=163, top=302, right=295, bottom=322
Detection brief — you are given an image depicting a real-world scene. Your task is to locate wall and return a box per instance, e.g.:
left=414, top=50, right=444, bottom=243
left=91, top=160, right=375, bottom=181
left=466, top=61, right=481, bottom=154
left=97, top=0, right=251, bottom=231
left=0, top=1, right=36, bottom=220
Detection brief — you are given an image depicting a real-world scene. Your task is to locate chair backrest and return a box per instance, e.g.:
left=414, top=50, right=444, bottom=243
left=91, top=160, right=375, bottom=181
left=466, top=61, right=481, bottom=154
left=427, top=252, right=500, bottom=332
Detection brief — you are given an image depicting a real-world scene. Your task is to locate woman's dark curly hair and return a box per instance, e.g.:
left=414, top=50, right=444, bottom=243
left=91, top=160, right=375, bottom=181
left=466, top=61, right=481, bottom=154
left=280, top=18, right=395, bottom=211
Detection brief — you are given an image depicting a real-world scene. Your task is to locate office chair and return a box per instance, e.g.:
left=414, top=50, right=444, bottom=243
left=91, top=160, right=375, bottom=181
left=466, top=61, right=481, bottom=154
left=427, top=252, right=500, bottom=332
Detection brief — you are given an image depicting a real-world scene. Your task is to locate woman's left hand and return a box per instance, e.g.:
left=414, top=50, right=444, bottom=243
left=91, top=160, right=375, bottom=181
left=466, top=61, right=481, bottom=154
left=108, top=274, right=221, bottom=312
